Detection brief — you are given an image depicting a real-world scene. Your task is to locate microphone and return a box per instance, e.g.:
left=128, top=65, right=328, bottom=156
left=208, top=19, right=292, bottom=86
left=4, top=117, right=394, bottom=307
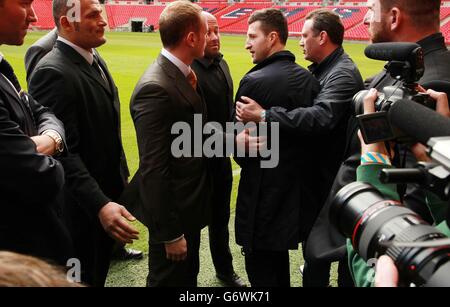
left=388, top=99, right=450, bottom=145
left=365, top=42, right=422, bottom=62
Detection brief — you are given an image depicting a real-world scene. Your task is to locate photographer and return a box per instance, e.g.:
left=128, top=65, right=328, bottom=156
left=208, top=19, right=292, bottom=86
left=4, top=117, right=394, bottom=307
left=347, top=88, right=450, bottom=287
left=307, top=0, right=450, bottom=276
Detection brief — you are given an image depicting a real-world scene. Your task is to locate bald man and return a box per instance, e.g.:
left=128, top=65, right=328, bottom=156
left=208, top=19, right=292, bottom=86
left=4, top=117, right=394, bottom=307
left=191, top=12, right=246, bottom=287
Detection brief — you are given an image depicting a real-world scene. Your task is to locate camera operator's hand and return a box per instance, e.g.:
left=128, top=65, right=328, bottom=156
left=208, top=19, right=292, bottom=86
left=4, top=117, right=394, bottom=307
left=410, top=88, right=450, bottom=162
left=417, top=86, right=450, bottom=118
left=374, top=255, right=398, bottom=287
left=358, top=88, right=390, bottom=157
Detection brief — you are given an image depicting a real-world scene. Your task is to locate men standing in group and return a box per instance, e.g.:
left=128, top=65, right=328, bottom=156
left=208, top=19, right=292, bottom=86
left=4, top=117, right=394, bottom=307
left=236, top=9, right=364, bottom=287
left=28, top=0, right=139, bottom=286
left=130, top=1, right=211, bottom=287
left=306, top=0, right=450, bottom=286
left=191, top=11, right=246, bottom=287
left=234, top=8, right=320, bottom=287
left=0, top=0, right=72, bottom=265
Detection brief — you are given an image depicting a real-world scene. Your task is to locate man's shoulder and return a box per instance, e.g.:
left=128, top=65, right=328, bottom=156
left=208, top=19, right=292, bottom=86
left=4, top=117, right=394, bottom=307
left=34, top=47, right=72, bottom=72
left=331, top=52, right=360, bottom=74
left=423, top=47, right=450, bottom=83
left=132, top=61, right=172, bottom=98
left=138, top=60, right=170, bottom=86
left=247, top=57, right=309, bottom=79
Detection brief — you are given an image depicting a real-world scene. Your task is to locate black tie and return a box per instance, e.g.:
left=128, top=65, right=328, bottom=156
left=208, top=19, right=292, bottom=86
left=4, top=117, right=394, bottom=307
left=92, top=55, right=108, bottom=87
left=0, top=58, right=21, bottom=92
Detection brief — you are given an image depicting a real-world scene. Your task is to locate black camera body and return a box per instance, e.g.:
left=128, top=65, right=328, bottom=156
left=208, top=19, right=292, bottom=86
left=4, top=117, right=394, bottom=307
left=353, top=43, right=436, bottom=144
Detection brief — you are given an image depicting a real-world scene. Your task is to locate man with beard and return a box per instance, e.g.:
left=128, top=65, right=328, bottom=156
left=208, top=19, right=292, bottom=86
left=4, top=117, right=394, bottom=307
left=191, top=12, right=246, bottom=287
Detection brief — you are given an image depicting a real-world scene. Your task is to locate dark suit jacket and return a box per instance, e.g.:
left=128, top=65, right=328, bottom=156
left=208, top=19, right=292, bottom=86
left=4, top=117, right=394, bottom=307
left=24, top=28, right=57, bottom=82
left=192, top=55, right=234, bottom=204
left=28, top=40, right=129, bottom=222
left=0, top=71, right=72, bottom=264
left=130, top=54, right=211, bottom=243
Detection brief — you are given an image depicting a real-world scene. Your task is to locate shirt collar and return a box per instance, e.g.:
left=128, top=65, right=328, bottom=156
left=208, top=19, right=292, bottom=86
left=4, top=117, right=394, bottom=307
left=0, top=52, right=3, bottom=64
left=416, top=32, right=446, bottom=55
left=196, top=53, right=223, bottom=68
left=161, top=48, right=191, bottom=77
left=308, top=46, right=344, bottom=77
left=57, top=36, right=94, bottom=65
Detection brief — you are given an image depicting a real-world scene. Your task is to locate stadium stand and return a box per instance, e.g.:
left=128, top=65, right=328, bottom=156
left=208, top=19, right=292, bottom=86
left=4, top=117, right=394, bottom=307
left=105, top=4, right=165, bottom=29
left=29, top=0, right=450, bottom=44
left=31, top=0, right=54, bottom=29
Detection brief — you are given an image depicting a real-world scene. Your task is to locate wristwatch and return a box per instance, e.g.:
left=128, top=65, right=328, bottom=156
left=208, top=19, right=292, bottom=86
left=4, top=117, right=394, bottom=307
left=261, top=110, right=266, bottom=122
left=43, top=130, right=64, bottom=154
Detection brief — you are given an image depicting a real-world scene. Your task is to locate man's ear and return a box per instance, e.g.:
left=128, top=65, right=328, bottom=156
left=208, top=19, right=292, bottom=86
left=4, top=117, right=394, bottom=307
left=186, top=31, right=195, bottom=48
left=390, top=7, right=402, bottom=31
left=319, top=30, right=328, bottom=45
left=59, top=16, right=73, bottom=33
left=269, top=31, right=278, bottom=45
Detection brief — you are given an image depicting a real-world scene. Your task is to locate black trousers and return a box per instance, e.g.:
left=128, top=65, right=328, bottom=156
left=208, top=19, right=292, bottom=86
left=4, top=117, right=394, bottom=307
left=302, top=241, right=354, bottom=287
left=244, top=250, right=290, bottom=287
left=208, top=158, right=234, bottom=276
left=147, top=230, right=201, bottom=287
left=66, top=204, right=114, bottom=287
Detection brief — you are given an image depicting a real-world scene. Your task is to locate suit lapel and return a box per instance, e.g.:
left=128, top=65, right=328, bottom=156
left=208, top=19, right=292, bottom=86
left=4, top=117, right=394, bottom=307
left=157, top=54, right=204, bottom=114
left=57, top=41, right=112, bottom=96
left=0, top=74, right=21, bottom=103
left=0, top=76, right=36, bottom=135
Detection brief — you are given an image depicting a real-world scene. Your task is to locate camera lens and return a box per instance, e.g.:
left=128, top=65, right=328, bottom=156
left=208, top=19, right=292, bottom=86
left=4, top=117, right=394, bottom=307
left=331, top=181, right=450, bottom=286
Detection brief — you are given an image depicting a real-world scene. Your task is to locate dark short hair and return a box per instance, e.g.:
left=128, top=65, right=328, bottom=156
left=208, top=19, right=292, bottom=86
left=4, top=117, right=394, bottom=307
left=306, top=9, right=344, bottom=46
left=248, top=8, right=288, bottom=45
left=52, top=0, right=71, bottom=29
left=380, top=0, right=441, bottom=29
left=158, top=0, right=203, bottom=48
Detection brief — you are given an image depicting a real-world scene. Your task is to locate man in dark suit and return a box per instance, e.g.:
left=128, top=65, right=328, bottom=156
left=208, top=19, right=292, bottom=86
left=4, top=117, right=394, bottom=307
left=234, top=9, right=320, bottom=286
left=24, top=28, right=143, bottom=262
left=28, top=0, right=139, bottom=286
left=24, top=28, right=57, bottom=82
left=191, top=11, right=246, bottom=287
left=130, top=1, right=211, bottom=287
left=0, top=0, right=72, bottom=265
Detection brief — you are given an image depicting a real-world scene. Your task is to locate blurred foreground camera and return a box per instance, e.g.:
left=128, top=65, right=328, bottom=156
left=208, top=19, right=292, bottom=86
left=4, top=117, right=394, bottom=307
left=330, top=181, right=450, bottom=287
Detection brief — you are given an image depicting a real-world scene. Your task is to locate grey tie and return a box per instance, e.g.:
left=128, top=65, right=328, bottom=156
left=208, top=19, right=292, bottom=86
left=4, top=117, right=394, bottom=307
left=92, top=55, right=108, bottom=86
